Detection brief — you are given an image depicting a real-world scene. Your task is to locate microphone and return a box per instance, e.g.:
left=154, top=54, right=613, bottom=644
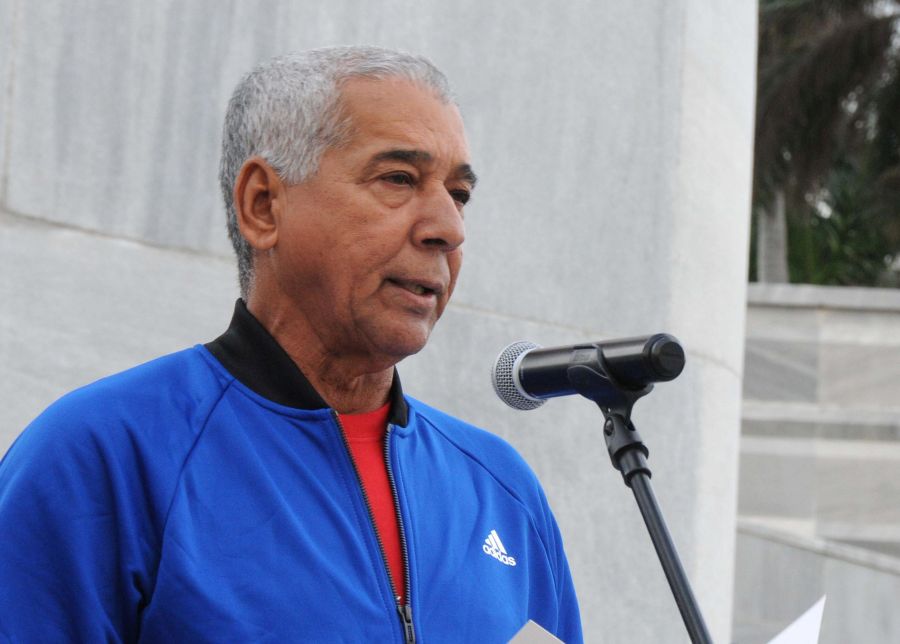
left=491, top=334, right=685, bottom=410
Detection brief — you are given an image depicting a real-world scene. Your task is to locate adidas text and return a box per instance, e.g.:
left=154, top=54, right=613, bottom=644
left=482, top=530, right=516, bottom=566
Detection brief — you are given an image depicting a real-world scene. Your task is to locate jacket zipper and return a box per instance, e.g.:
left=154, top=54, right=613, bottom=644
left=385, top=424, right=415, bottom=644
left=332, top=412, right=415, bottom=644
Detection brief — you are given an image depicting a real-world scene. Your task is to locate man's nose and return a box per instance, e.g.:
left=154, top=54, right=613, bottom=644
left=413, top=184, right=466, bottom=252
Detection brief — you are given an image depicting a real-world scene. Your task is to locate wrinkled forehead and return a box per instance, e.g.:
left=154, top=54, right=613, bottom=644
left=333, top=76, right=469, bottom=156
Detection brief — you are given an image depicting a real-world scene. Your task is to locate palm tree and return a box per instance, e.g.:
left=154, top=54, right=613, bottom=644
left=753, top=0, right=900, bottom=284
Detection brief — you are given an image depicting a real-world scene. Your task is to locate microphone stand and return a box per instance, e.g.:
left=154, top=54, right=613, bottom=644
left=567, top=363, right=713, bottom=644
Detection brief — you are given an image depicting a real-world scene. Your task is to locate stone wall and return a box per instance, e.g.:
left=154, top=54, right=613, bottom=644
left=0, top=1, right=757, bottom=640
left=734, top=284, right=900, bottom=642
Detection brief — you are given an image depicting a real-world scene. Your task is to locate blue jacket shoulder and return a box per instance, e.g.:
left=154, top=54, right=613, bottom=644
left=405, top=397, right=548, bottom=511
left=1, top=346, right=230, bottom=496
left=0, top=347, right=235, bottom=641
left=19, top=346, right=228, bottom=444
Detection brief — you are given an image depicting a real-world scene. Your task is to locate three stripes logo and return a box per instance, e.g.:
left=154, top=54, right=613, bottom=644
left=482, top=529, right=517, bottom=567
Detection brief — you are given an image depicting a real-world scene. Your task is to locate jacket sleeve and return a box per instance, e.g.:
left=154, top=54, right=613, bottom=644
left=0, top=402, right=159, bottom=643
left=549, top=513, right=583, bottom=643
left=541, top=489, right=584, bottom=644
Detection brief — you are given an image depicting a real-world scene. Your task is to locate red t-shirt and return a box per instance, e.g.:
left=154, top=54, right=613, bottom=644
left=339, top=403, right=405, bottom=604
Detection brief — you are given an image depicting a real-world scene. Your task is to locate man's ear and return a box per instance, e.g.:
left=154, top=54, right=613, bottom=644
left=233, top=156, right=285, bottom=251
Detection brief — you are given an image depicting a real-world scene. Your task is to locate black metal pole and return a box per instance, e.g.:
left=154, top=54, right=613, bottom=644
left=604, top=415, right=713, bottom=644
left=626, top=464, right=713, bottom=644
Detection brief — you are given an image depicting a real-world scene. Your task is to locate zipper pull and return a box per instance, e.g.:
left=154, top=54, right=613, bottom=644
left=397, top=603, right=415, bottom=644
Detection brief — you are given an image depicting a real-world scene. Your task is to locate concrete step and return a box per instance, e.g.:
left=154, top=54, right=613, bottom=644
left=742, top=400, right=900, bottom=441
left=738, top=433, right=900, bottom=543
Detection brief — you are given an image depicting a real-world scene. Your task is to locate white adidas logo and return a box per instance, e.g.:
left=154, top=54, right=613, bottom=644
left=482, top=529, right=517, bottom=566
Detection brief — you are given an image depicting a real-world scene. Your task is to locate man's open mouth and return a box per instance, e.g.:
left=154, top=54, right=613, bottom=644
left=387, top=278, right=438, bottom=296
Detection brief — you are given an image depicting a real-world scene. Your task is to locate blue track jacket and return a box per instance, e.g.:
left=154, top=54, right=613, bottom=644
left=0, top=301, right=582, bottom=643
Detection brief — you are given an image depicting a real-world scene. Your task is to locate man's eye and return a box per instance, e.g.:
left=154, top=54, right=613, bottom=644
left=450, top=189, right=471, bottom=206
left=383, top=172, right=414, bottom=186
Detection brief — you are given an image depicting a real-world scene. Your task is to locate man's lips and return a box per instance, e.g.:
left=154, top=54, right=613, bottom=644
left=385, top=277, right=444, bottom=298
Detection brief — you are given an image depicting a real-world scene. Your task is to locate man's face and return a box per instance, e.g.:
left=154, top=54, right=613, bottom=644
left=272, top=77, right=475, bottom=366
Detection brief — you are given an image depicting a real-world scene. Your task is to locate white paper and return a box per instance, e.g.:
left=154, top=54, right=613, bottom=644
left=508, top=620, right=563, bottom=643
left=767, top=595, right=826, bottom=644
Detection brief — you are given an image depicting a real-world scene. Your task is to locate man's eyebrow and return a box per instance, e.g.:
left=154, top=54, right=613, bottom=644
left=365, top=149, right=478, bottom=187
left=455, top=164, right=478, bottom=189
left=366, top=149, right=433, bottom=171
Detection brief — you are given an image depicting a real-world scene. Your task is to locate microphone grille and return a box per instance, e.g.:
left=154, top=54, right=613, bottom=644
left=491, top=341, right=545, bottom=411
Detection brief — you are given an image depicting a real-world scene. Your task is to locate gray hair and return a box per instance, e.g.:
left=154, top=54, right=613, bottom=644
left=219, top=45, right=454, bottom=298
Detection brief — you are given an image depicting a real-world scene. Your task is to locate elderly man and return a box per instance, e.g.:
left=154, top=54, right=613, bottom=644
left=0, top=47, right=582, bottom=642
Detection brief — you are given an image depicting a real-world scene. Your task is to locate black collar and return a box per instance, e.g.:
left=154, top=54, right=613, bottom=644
left=205, top=300, right=409, bottom=426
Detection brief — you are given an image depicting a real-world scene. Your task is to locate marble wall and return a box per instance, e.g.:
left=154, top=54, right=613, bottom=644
left=743, top=285, right=900, bottom=411
left=1, top=1, right=757, bottom=641
left=734, top=523, right=900, bottom=644
left=735, top=284, right=900, bottom=642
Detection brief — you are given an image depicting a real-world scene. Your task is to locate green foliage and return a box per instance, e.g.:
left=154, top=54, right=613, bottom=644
left=751, top=0, right=900, bottom=286
left=788, top=161, right=899, bottom=285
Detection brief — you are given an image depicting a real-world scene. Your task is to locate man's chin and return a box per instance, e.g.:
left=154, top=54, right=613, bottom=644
left=384, top=337, right=429, bottom=363
left=372, top=324, right=433, bottom=364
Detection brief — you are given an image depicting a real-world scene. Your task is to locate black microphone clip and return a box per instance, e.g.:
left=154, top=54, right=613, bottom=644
left=565, top=353, right=653, bottom=415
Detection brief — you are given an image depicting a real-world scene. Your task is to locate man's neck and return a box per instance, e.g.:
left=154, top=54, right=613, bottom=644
left=301, top=360, right=393, bottom=414
left=245, top=296, right=394, bottom=414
